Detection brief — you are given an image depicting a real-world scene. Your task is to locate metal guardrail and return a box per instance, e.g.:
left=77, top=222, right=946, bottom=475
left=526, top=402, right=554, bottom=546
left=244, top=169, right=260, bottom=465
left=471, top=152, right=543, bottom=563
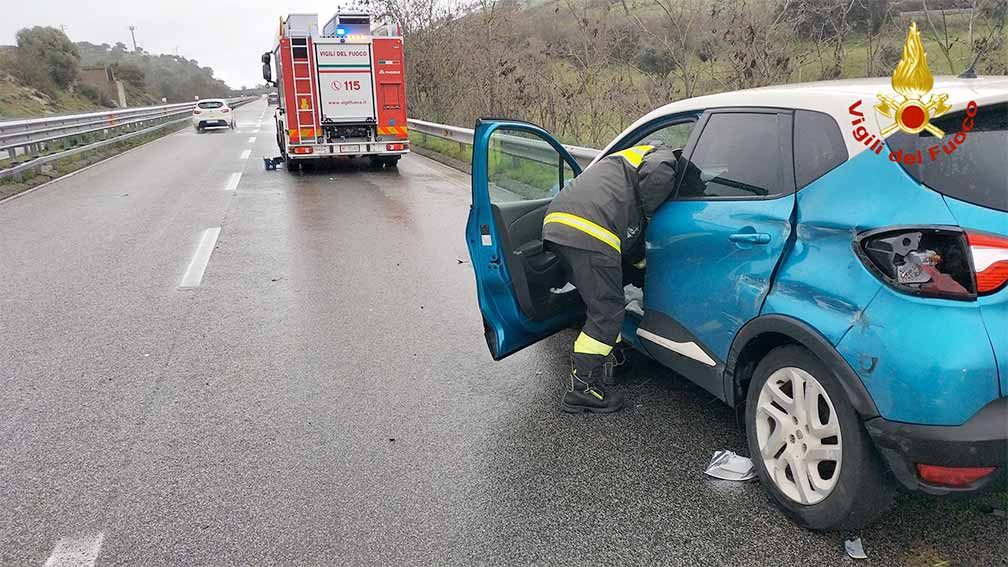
left=0, top=97, right=256, bottom=181
left=406, top=118, right=600, bottom=168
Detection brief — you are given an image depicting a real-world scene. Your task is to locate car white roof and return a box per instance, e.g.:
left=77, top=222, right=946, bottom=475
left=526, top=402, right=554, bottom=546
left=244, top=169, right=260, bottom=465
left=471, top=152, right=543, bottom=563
left=600, top=75, right=1008, bottom=160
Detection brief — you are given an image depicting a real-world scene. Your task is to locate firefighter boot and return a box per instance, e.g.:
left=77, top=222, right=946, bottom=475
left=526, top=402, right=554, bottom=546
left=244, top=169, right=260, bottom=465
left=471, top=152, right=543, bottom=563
left=602, top=348, right=628, bottom=386
left=561, top=353, right=625, bottom=414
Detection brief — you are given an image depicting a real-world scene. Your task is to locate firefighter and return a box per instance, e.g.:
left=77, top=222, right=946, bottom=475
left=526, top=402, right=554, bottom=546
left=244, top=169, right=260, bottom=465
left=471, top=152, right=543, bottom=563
left=543, top=144, right=679, bottom=414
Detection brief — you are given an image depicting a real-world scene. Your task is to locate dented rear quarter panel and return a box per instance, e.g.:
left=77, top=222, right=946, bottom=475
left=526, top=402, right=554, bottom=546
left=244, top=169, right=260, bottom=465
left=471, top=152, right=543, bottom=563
left=763, top=149, right=1000, bottom=425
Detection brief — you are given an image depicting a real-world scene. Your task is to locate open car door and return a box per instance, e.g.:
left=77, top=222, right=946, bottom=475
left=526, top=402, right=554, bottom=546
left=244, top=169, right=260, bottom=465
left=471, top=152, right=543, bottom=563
left=465, top=119, right=585, bottom=360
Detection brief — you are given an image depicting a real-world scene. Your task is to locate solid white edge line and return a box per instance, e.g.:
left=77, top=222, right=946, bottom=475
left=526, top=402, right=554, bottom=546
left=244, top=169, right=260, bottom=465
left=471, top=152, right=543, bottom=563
left=239, top=149, right=251, bottom=160
left=43, top=533, right=104, bottom=567
left=0, top=125, right=185, bottom=207
left=636, top=328, right=717, bottom=367
left=179, top=227, right=221, bottom=288
left=224, top=172, right=242, bottom=191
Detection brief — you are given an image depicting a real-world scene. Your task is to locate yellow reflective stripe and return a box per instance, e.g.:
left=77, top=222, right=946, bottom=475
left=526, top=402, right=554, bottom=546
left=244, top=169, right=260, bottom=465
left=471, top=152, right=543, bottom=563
left=614, top=144, right=654, bottom=167
left=543, top=213, right=621, bottom=253
left=574, top=331, right=614, bottom=356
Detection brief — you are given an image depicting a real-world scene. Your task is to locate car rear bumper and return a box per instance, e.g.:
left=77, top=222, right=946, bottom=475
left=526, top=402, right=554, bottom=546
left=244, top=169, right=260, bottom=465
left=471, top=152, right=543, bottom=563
left=196, top=119, right=230, bottom=128
left=865, top=397, right=1008, bottom=494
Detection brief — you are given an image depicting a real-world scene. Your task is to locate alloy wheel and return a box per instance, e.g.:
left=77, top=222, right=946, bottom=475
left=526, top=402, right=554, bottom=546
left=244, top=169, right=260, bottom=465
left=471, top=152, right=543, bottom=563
left=755, top=366, right=843, bottom=505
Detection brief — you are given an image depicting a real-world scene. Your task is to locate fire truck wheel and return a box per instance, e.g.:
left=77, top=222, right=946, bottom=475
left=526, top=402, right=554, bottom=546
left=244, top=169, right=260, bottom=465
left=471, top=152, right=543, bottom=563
left=385, top=156, right=400, bottom=168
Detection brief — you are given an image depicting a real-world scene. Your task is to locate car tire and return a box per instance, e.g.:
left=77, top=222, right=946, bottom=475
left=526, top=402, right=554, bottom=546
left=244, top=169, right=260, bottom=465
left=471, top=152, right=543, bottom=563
left=745, top=344, right=891, bottom=531
left=230, top=121, right=236, bottom=130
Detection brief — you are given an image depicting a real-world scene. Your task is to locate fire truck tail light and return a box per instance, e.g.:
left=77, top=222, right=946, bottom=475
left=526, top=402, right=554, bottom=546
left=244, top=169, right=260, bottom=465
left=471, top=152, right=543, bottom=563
left=292, top=146, right=313, bottom=155
left=386, top=143, right=405, bottom=151
left=967, top=231, right=1008, bottom=294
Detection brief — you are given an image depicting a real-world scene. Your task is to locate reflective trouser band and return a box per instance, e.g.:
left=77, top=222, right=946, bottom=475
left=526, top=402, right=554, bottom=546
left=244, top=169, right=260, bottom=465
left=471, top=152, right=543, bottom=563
left=574, top=331, right=614, bottom=356
left=543, top=213, right=621, bottom=253
left=633, top=259, right=646, bottom=269
left=614, top=144, right=655, bottom=167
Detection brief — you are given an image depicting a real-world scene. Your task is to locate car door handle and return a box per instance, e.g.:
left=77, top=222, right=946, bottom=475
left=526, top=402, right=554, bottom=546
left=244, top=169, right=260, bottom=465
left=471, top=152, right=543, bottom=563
left=729, top=232, right=771, bottom=245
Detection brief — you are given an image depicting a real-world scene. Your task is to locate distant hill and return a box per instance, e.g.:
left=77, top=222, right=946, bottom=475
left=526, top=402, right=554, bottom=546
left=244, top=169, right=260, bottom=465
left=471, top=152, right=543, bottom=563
left=0, top=26, right=236, bottom=119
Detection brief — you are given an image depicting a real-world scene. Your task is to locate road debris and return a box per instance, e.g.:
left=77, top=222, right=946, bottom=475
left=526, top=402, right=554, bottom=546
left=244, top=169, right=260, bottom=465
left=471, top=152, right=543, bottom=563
left=844, top=536, right=868, bottom=560
left=704, top=450, right=757, bottom=481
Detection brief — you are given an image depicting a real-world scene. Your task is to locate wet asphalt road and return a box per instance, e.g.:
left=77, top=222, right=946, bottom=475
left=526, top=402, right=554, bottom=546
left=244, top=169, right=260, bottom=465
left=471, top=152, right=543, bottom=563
left=1, top=100, right=1005, bottom=566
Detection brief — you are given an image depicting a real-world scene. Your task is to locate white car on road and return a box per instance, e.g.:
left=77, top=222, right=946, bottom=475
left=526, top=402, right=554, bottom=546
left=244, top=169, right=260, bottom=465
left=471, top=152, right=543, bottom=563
left=192, top=99, right=235, bottom=132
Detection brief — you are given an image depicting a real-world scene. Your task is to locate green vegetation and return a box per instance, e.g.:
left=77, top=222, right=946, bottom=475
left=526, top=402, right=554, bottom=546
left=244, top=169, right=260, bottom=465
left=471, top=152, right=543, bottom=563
left=381, top=0, right=1007, bottom=147
left=0, top=26, right=234, bottom=118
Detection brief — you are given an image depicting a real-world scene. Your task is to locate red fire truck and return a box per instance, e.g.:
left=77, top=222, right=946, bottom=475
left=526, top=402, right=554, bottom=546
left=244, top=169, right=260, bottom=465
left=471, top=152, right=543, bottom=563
left=261, top=12, right=409, bottom=168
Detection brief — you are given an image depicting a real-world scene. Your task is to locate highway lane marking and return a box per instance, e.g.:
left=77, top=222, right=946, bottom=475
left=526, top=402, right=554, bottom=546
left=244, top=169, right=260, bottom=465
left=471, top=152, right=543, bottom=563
left=240, top=149, right=251, bottom=160
left=247, top=136, right=257, bottom=143
left=179, top=227, right=222, bottom=289
left=224, top=172, right=242, bottom=191
left=43, top=533, right=104, bottom=567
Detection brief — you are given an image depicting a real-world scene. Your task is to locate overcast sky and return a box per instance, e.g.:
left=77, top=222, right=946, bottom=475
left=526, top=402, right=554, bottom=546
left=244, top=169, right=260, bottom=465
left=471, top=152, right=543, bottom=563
left=3, top=0, right=355, bottom=88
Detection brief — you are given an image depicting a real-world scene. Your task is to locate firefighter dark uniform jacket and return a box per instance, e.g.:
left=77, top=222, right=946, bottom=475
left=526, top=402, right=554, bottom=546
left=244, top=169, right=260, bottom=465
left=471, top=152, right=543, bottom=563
left=542, top=145, right=680, bottom=260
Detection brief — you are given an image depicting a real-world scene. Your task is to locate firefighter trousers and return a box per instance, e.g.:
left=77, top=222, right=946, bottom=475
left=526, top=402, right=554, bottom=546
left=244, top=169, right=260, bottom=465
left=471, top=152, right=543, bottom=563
left=552, top=243, right=625, bottom=381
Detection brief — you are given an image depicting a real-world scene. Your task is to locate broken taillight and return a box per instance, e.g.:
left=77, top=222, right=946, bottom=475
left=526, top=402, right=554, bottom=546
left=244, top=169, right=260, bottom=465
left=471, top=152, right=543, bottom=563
left=967, top=231, right=1008, bottom=295
left=855, top=227, right=976, bottom=301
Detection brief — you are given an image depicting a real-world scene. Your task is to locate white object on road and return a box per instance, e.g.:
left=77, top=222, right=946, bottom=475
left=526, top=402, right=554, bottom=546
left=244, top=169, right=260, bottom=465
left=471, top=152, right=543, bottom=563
left=43, top=533, right=104, bottom=567
left=844, top=537, right=868, bottom=560
left=704, top=450, right=757, bottom=482
left=179, top=227, right=222, bottom=289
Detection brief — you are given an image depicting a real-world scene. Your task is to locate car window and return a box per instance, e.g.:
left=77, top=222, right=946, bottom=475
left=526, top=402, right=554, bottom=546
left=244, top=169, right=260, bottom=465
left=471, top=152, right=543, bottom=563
left=487, top=127, right=575, bottom=203
left=888, top=102, right=1008, bottom=212
left=198, top=101, right=224, bottom=109
left=636, top=121, right=696, bottom=151
left=677, top=112, right=783, bottom=199
left=794, top=110, right=847, bottom=189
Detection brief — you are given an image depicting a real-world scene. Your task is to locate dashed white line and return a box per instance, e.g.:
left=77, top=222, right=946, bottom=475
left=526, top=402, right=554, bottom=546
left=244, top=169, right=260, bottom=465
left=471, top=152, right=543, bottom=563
left=247, top=136, right=257, bottom=143
left=240, top=149, right=251, bottom=160
left=44, top=533, right=104, bottom=567
left=179, top=227, right=222, bottom=289
left=224, top=172, right=242, bottom=191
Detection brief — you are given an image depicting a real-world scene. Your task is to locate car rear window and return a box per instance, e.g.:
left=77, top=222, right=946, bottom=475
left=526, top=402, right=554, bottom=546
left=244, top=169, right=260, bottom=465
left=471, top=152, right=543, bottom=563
left=198, top=101, right=224, bottom=109
left=888, top=102, right=1008, bottom=212
left=794, top=110, right=847, bottom=189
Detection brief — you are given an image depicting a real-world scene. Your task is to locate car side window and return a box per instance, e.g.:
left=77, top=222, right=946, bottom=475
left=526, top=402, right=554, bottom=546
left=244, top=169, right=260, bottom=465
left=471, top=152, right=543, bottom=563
left=636, top=121, right=696, bottom=151
left=794, top=110, right=848, bottom=189
left=677, top=112, right=784, bottom=199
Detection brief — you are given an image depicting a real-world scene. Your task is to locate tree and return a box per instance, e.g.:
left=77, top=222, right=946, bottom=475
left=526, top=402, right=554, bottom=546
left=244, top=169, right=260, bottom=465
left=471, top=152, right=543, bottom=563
left=13, top=26, right=80, bottom=94
left=112, top=61, right=145, bottom=89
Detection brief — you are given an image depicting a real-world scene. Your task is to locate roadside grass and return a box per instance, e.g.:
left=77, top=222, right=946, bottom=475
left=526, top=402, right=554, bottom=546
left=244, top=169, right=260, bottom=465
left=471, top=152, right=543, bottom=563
left=0, top=74, right=102, bottom=119
left=0, top=121, right=187, bottom=201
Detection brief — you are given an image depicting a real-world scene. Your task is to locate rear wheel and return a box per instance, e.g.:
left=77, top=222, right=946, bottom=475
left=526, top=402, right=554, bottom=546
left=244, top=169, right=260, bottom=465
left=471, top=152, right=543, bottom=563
left=745, top=345, right=891, bottom=530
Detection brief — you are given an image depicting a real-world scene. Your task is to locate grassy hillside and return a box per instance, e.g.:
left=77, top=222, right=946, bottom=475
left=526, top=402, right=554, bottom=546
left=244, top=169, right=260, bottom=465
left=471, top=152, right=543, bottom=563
left=0, top=28, right=234, bottom=119
left=0, top=71, right=100, bottom=118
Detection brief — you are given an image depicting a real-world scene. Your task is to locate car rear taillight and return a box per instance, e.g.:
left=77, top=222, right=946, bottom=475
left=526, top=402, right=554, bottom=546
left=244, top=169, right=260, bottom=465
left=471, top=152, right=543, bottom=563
left=193, top=109, right=202, bottom=115
left=917, top=464, right=996, bottom=487
left=222, top=108, right=230, bottom=113
left=855, top=226, right=976, bottom=301
left=386, top=143, right=405, bottom=151
left=967, top=231, right=1008, bottom=295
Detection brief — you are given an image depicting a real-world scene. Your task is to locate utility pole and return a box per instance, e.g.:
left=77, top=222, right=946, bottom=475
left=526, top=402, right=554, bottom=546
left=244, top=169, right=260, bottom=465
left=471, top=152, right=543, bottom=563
left=128, top=25, right=137, bottom=51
